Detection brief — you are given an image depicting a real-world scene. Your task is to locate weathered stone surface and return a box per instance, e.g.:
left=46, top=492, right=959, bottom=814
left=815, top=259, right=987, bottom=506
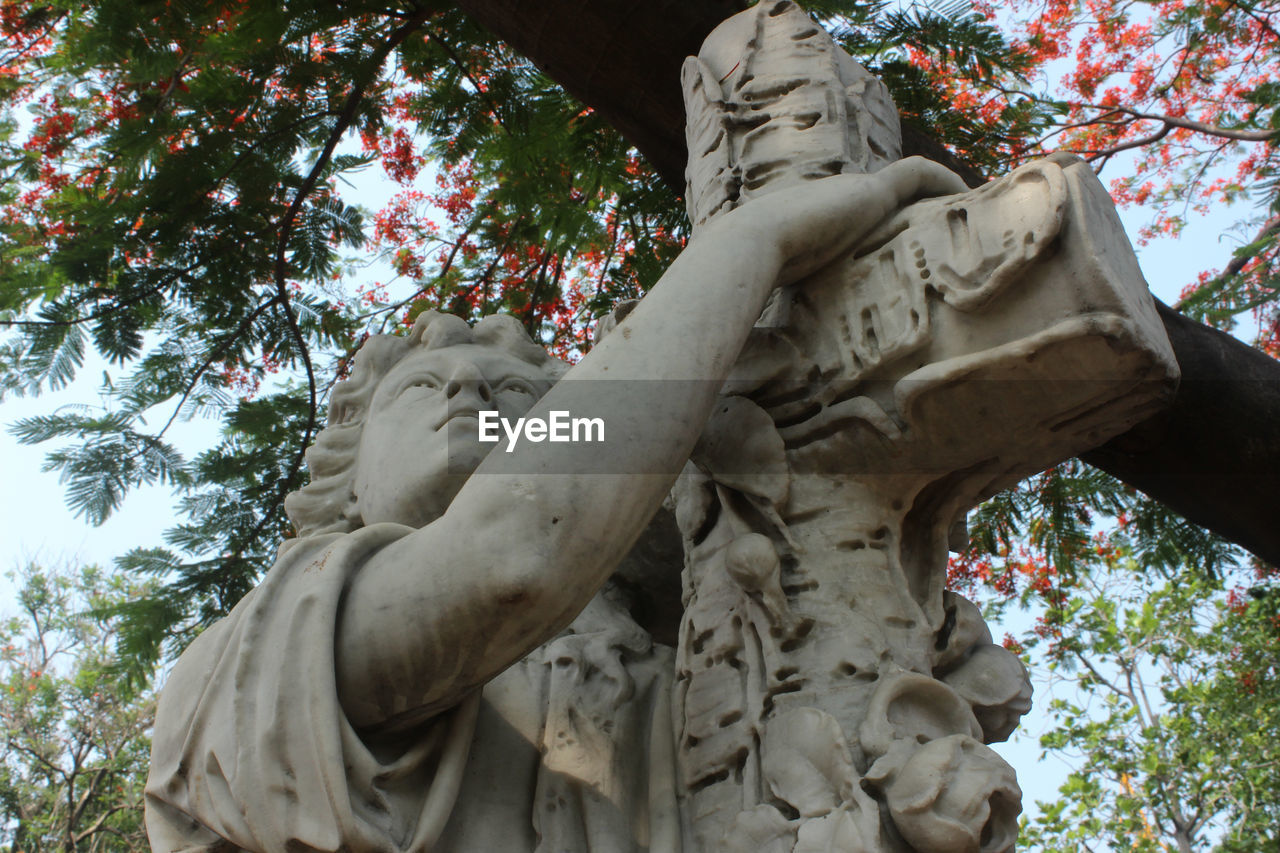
left=670, top=4, right=1177, bottom=850
left=145, top=4, right=1176, bottom=851
left=682, top=0, right=900, bottom=228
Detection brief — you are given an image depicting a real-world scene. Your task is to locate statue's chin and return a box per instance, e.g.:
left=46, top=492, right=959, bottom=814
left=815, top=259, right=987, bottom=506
left=356, top=437, right=492, bottom=529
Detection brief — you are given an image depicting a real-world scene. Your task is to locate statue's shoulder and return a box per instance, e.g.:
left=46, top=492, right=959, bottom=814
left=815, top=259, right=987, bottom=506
left=170, top=523, right=416, bottom=673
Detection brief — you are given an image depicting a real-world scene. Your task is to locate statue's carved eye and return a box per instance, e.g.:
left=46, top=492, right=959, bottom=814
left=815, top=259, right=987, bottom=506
left=396, top=375, right=441, bottom=398
left=495, top=378, right=536, bottom=400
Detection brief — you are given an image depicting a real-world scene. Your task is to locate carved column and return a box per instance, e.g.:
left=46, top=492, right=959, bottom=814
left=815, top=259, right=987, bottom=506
left=671, top=3, right=1180, bottom=851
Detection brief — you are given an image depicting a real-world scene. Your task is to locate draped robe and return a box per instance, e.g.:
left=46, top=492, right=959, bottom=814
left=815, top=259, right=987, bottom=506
left=145, top=523, right=681, bottom=853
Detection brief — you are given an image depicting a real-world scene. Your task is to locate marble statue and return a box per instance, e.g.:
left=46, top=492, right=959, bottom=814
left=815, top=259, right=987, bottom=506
left=145, top=3, right=1179, bottom=852
left=672, top=4, right=1178, bottom=851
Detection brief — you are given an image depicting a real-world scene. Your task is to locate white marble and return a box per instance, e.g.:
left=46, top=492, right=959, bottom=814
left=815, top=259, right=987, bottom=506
left=145, top=3, right=1177, bottom=851
left=671, top=4, right=1178, bottom=851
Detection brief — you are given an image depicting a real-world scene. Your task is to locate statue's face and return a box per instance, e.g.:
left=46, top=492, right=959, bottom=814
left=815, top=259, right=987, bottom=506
left=353, top=343, right=552, bottom=528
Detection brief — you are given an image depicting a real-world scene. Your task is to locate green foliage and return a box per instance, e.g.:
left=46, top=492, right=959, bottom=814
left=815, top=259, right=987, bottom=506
left=0, top=564, right=155, bottom=853
left=1, top=12, right=1278, bottom=846
left=949, top=458, right=1277, bottom=848
left=0, top=0, right=439, bottom=663
left=956, top=461, right=1241, bottom=597
left=1015, top=547, right=1280, bottom=851
left=0, top=0, right=767, bottom=659
left=852, top=1, right=1057, bottom=173
left=11, top=410, right=189, bottom=525
left=383, top=13, right=688, bottom=343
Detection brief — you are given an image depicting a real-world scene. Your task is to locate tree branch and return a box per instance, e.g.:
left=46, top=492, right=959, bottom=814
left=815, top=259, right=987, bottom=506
left=1215, top=215, right=1280, bottom=282
left=150, top=295, right=281, bottom=443
left=429, top=31, right=510, bottom=135
left=1075, top=120, right=1174, bottom=160
left=71, top=803, right=131, bottom=845
left=450, top=0, right=1280, bottom=568
left=0, top=261, right=200, bottom=328
left=202, top=9, right=438, bottom=581
left=270, top=5, right=434, bottom=511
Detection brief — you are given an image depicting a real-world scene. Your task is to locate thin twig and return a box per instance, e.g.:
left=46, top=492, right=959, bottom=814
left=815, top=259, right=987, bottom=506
left=219, top=9, right=434, bottom=574
left=0, top=261, right=200, bottom=328
left=271, top=5, right=434, bottom=484
left=429, top=33, right=509, bottom=135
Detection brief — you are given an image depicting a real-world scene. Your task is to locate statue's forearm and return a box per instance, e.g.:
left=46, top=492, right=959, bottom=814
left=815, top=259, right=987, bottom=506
left=333, top=161, right=967, bottom=731
left=331, top=216, right=784, bottom=731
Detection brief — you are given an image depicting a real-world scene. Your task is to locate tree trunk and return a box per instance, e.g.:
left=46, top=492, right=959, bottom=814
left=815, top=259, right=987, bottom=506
left=452, top=0, right=1280, bottom=567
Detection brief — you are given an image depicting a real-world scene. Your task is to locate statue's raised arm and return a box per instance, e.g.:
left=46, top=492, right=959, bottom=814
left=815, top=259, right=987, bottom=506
left=146, top=4, right=1180, bottom=851
left=144, top=155, right=964, bottom=853
left=329, top=159, right=967, bottom=732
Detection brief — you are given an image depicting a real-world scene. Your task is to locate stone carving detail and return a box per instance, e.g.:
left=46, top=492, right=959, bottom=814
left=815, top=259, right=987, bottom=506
left=682, top=0, right=901, bottom=229
left=144, top=3, right=1180, bottom=851
left=674, top=3, right=1179, bottom=850
left=869, top=733, right=1022, bottom=853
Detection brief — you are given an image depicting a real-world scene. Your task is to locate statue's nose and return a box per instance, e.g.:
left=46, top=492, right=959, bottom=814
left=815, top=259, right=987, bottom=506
left=444, top=364, right=492, bottom=404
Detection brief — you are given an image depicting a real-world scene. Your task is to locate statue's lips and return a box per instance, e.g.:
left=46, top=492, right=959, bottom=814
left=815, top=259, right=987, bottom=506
left=435, top=409, right=481, bottom=431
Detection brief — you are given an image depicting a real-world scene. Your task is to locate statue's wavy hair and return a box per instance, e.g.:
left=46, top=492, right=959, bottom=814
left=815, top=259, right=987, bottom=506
left=282, top=310, right=569, bottom=542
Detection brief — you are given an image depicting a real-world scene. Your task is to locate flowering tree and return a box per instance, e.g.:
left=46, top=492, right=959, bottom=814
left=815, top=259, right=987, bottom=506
left=998, top=0, right=1280, bottom=348
left=2, top=0, right=1278, bottom=846
left=0, top=565, right=154, bottom=853
left=947, top=498, right=1280, bottom=850
left=0, top=0, right=1275, bottom=669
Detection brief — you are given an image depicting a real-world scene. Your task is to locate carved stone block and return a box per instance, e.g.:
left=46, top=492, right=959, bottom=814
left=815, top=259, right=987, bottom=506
left=675, top=4, right=1179, bottom=851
